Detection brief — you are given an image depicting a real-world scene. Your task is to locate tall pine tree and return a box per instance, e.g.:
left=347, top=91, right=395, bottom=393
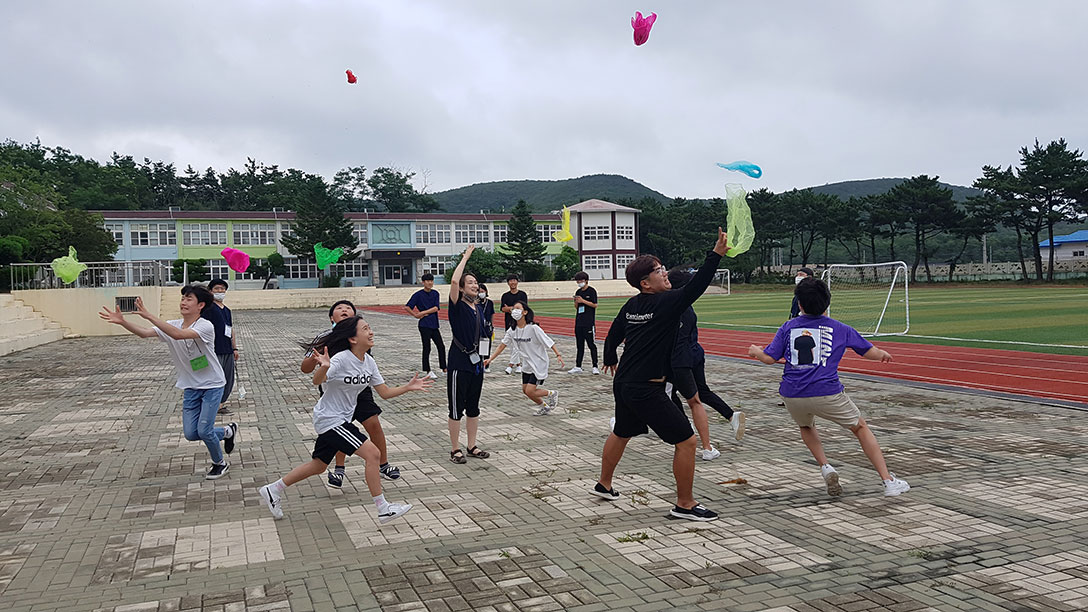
left=280, top=173, right=356, bottom=280
left=502, top=200, right=546, bottom=280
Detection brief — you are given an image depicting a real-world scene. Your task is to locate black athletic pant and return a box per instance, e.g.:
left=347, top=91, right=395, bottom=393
left=672, top=357, right=734, bottom=419
left=420, top=327, right=447, bottom=372
left=574, top=326, right=598, bottom=368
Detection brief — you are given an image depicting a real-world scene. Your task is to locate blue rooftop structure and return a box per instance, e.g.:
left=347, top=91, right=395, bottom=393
left=1039, top=229, right=1088, bottom=247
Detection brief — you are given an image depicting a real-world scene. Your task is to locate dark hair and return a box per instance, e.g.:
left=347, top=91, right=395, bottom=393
left=513, top=301, right=535, bottom=325
left=208, top=278, right=229, bottom=291
left=667, top=267, right=693, bottom=289
left=181, top=284, right=215, bottom=309
left=506, top=274, right=519, bottom=282
left=574, top=271, right=589, bottom=282
left=625, top=255, right=661, bottom=289
left=458, top=272, right=478, bottom=289
left=798, top=267, right=815, bottom=277
left=421, top=273, right=434, bottom=282
left=300, top=315, right=365, bottom=357
left=795, top=277, right=831, bottom=316
left=328, top=299, right=357, bottom=320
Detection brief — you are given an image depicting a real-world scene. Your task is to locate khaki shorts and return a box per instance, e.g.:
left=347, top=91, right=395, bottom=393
left=782, top=392, right=861, bottom=429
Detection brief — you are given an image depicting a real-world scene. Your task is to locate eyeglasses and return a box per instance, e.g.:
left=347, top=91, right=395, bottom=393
left=640, top=266, right=667, bottom=282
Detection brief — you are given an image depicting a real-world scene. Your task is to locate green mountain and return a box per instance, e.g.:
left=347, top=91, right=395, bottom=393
left=809, top=178, right=982, bottom=202
left=430, top=174, right=669, bottom=213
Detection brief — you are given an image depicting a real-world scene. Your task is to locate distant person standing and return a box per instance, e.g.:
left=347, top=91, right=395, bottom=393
left=569, top=271, right=600, bottom=374
left=789, top=267, right=815, bottom=319
left=207, top=279, right=238, bottom=414
left=500, top=274, right=529, bottom=375
left=477, top=283, right=496, bottom=373
left=404, top=273, right=446, bottom=379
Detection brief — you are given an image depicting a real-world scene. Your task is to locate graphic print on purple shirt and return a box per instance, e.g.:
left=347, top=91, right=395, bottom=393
left=762, top=315, right=873, bottom=398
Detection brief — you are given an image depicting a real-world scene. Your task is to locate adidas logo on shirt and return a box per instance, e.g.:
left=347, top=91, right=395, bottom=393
left=343, top=374, right=374, bottom=385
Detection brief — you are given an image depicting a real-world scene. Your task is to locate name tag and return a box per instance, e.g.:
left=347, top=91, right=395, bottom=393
left=225, top=325, right=232, bottom=338
left=469, top=352, right=481, bottom=365
left=577, top=306, right=585, bottom=314
left=479, top=338, right=491, bottom=355
left=190, top=355, right=210, bottom=371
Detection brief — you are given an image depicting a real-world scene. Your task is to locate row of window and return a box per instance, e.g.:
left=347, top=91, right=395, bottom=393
left=583, top=253, right=636, bottom=271
left=106, top=222, right=636, bottom=248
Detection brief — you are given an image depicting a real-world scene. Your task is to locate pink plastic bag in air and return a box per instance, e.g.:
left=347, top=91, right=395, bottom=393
left=220, top=248, right=251, bottom=273
left=631, top=11, right=657, bottom=46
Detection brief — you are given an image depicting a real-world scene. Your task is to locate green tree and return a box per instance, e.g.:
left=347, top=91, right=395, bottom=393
left=886, top=176, right=959, bottom=282
left=502, top=200, right=547, bottom=280
left=172, top=259, right=208, bottom=283
left=367, top=167, right=441, bottom=213
left=279, top=173, right=356, bottom=281
left=551, top=245, right=580, bottom=280
left=443, top=249, right=507, bottom=283
left=330, top=166, right=369, bottom=211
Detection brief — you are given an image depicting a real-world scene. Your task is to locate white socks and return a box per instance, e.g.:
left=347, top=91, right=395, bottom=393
left=271, top=479, right=286, bottom=493
left=373, top=494, right=388, bottom=511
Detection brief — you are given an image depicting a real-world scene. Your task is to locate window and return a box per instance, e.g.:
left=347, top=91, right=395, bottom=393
left=583, top=254, right=612, bottom=271
left=352, top=222, right=368, bottom=245
left=181, top=222, right=227, bottom=246
left=492, top=224, right=508, bottom=244
left=280, top=223, right=295, bottom=242
left=422, top=256, right=451, bottom=277
left=616, top=225, right=634, bottom=241
left=616, top=253, right=636, bottom=270
left=583, top=225, right=611, bottom=241
left=416, top=223, right=451, bottom=244
left=284, top=257, right=318, bottom=279
left=130, top=222, right=176, bottom=246
left=206, top=260, right=230, bottom=280
left=536, top=224, right=562, bottom=243
left=455, top=224, right=490, bottom=244
left=1073, top=250, right=1086, bottom=257
left=233, top=223, right=276, bottom=245
left=238, top=258, right=266, bottom=280
left=330, top=260, right=370, bottom=277
left=104, top=222, right=125, bottom=246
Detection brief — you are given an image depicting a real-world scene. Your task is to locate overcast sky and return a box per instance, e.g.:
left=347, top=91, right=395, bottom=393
left=2, top=1, right=1086, bottom=199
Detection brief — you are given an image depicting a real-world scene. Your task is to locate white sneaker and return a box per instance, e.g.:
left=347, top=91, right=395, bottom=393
left=425, top=371, right=438, bottom=380
left=377, top=502, right=413, bottom=524
left=259, top=484, right=285, bottom=519
left=533, top=403, right=552, bottom=416
left=484, top=367, right=491, bottom=373
left=701, top=447, right=721, bottom=461
left=568, top=367, right=583, bottom=374
left=548, top=390, right=559, bottom=409
left=730, top=412, right=746, bottom=441
left=592, top=367, right=600, bottom=375
left=504, top=366, right=513, bottom=375
left=883, top=474, right=911, bottom=497
left=821, top=465, right=842, bottom=497
left=516, top=365, right=523, bottom=373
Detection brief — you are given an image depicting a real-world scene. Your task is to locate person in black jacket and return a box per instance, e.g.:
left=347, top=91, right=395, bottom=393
left=789, top=267, right=815, bottom=319
left=592, top=228, right=729, bottom=522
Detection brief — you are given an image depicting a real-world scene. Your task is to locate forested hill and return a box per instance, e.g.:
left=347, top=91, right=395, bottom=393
left=810, top=178, right=982, bottom=202
left=430, top=174, right=669, bottom=212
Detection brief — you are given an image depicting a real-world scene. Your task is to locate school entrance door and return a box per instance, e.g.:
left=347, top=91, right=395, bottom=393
left=381, top=265, right=403, bottom=286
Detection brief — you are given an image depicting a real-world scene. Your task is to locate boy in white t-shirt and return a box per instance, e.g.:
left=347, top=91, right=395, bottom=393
left=99, top=286, right=238, bottom=480
left=484, top=303, right=565, bottom=416
left=259, top=315, right=431, bottom=524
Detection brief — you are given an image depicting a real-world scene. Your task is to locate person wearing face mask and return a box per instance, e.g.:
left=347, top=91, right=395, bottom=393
left=485, top=302, right=565, bottom=416
left=477, top=284, right=496, bottom=373
left=789, top=268, right=815, bottom=319
left=569, top=271, right=600, bottom=374
left=500, top=274, right=528, bottom=375
left=206, top=279, right=238, bottom=415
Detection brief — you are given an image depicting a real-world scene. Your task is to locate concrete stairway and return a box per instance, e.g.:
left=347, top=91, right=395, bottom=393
left=0, top=294, right=66, bottom=356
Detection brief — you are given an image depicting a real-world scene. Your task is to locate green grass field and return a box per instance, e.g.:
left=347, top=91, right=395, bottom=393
left=528, top=285, right=1088, bottom=355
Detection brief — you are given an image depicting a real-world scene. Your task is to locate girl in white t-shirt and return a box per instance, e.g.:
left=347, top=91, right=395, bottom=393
left=259, top=315, right=432, bottom=524
left=484, top=303, right=565, bottom=416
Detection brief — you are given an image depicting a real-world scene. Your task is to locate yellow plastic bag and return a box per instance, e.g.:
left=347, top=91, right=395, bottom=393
left=552, top=206, right=574, bottom=242
left=724, top=184, right=755, bottom=258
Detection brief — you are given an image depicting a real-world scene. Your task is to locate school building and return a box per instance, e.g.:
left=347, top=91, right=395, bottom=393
left=98, top=199, right=640, bottom=288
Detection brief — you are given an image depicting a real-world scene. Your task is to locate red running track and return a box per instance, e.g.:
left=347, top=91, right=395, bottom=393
left=364, top=305, right=1088, bottom=406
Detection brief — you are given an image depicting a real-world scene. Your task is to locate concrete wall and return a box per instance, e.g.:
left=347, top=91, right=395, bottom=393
left=11, top=280, right=638, bottom=337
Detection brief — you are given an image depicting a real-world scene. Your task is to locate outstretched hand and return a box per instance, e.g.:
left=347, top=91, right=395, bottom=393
left=98, top=305, right=126, bottom=325
left=314, top=346, right=331, bottom=369
left=464, top=244, right=476, bottom=258
left=713, top=226, right=730, bottom=256
left=406, top=372, right=433, bottom=391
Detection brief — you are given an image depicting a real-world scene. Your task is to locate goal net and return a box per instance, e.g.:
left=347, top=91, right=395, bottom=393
left=713, top=269, right=731, bottom=295
left=820, top=262, right=909, bottom=336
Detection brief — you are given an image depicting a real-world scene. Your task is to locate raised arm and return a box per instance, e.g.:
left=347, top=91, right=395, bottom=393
left=449, top=245, right=475, bottom=303
left=98, top=305, right=157, bottom=338
left=132, top=297, right=203, bottom=340
left=676, top=227, right=729, bottom=308
left=373, top=373, right=432, bottom=399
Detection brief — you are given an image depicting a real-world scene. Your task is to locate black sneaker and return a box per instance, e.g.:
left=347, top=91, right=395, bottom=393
left=206, top=462, right=229, bottom=480
left=670, top=503, right=718, bottom=521
left=326, top=471, right=344, bottom=489
left=224, top=422, right=238, bottom=454
left=380, top=464, right=401, bottom=480
left=591, top=482, right=620, bottom=501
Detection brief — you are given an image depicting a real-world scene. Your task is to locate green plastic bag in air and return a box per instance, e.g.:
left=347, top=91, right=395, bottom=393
left=51, top=246, right=87, bottom=283
left=724, top=184, right=755, bottom=258
left=313, top=242, right=344, bottom=271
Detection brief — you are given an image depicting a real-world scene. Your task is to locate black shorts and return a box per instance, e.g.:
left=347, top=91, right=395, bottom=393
left=521, top=372, right=546, bottom=386
left=612, top=380, right=694, bottom=445
left=312, top=422, right=369, bottom=464
left=669, top=367, right=698, bottom=400
left=353, top=386, right=382, bottom=423
left=448, top=369, right=484, bottom=420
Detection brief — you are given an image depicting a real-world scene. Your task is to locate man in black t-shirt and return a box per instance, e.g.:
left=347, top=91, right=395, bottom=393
left=500, top=274, right=529, bottom=375
left=592, top=227, right=730, bottom=522
left=569, top=271, right=599, bottom=374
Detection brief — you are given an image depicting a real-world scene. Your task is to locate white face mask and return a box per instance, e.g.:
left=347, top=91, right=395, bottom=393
left=577, top=282, right=586, bottom=289
left=511, top=309, right=523, bottom=321
left=478, top=293, right=487, bottom=299
left=213, top=292, right=227, bottom=301
left=794, top=276, right=804, bottom=285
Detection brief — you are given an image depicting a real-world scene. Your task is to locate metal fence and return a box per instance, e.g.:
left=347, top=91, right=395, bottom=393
left=9, top=260, right=173, bottom=290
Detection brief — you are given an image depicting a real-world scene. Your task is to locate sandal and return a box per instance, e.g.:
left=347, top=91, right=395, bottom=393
left=467, top=446, right=490, bottom=459
left=450, top=449, right=467, bottom=464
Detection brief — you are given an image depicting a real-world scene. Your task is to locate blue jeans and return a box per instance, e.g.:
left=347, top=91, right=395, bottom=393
left=182, top=387, right=226, bottom=464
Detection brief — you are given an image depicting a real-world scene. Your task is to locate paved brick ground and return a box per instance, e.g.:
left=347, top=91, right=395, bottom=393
left=1, top=308, right=1086, bottom=612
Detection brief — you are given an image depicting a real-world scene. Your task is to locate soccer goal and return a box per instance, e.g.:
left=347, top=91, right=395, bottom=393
left=713, top=269, right=731, bottom=295
left=821, top=262, right=909, bottom=336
